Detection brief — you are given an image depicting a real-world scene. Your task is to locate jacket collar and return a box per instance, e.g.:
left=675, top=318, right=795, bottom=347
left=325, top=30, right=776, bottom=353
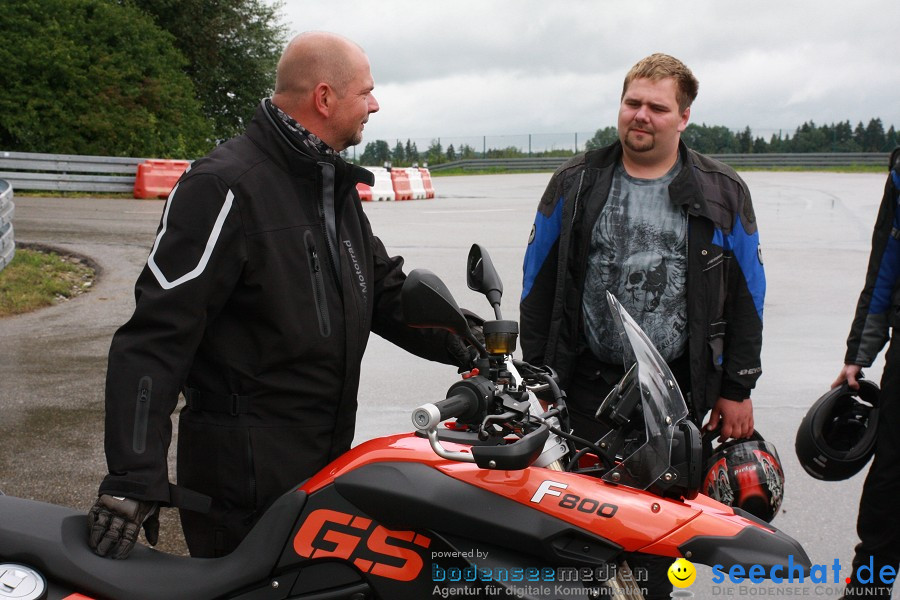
left=246, top=100, right=374, bottom=186
left=584, top=139, right=712, bottom=220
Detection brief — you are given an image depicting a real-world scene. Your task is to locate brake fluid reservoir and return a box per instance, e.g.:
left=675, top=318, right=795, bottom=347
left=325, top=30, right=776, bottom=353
left=0, top=564, right=47, bottom=600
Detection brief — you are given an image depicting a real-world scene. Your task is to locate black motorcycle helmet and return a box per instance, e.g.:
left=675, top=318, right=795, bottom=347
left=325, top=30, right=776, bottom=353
left=795, top=379, right=880, bottom=481
left=702, top=429, right=785, bottom=522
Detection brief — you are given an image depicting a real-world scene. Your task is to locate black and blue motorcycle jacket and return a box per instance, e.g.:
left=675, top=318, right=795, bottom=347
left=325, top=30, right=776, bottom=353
left=520, top=141, right=765, bottom=420
left=845, top=147, right=900, bottom=367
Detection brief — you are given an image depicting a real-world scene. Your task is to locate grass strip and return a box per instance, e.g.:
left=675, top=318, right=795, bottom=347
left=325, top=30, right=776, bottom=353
left=0, top=247, right=95, bottom=317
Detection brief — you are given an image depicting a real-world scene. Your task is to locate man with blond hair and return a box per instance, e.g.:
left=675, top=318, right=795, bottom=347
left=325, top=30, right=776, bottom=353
left=87, top=32, right=474, bottom=559
left=521, top=54, right=766, bottom=598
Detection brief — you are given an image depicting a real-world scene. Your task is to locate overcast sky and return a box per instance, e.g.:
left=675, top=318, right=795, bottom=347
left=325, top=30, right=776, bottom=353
left=277, top=0, right=900, bottom=148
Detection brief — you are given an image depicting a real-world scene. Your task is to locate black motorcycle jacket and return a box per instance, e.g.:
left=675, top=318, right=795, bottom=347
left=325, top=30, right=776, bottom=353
left=845, top=147, right=900, bottom=366
left=99, top=101, right=463, bottom=508
left=520, top=141, right=765, bottom=420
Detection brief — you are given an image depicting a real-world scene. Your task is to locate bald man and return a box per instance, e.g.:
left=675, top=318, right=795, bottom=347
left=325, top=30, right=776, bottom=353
left=88, top=32, right=472, bottom=558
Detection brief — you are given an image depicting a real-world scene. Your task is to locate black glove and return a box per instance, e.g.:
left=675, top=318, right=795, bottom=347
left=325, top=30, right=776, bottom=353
left=462, top=308, right=486, bottom=348
left=88, top=494, right=159, bottom=559
left=446, top=309, right=486, bottom=370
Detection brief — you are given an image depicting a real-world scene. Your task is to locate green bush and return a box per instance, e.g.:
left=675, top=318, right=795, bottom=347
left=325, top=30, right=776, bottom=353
left=0, top=0, right=213, bottom=157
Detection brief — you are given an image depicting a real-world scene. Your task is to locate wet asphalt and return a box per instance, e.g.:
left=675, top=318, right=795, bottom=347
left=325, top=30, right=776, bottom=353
left=0, top=172, right=895, bottom=594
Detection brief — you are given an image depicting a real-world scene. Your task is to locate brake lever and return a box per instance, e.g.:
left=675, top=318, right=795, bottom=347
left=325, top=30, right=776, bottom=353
left=482, top=410, right=520, bottom=432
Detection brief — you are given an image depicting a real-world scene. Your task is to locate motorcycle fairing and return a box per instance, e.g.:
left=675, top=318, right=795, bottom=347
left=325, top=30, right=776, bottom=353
left=303, top=436, right=699, bottom=553
left=636, top=502, right=811, bottom=573
left=438, top=460, right=700, bottom=552
left=678, top=524, right=811, bottom=575
left=330, top=461, right=621, bottom=567
left=301, top=436, right=808, bottom=574
left=0, top=490, right=307, bottom=600
left=279, top=479, right=511, bottom=599
left=289, top=462, right=622, bottom=599
left=445, top=459, right=811, bottom=571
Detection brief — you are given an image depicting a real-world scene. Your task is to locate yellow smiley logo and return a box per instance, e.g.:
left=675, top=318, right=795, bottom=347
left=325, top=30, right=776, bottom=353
left=667, top=558, right=697, bottom=588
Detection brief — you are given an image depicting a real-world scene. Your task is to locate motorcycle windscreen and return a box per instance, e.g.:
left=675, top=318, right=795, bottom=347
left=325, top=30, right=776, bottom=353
left=600, top=292, right=689, bottom=490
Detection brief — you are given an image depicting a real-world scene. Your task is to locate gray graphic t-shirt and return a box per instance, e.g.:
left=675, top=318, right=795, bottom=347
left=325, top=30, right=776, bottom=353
left=582, top=160, right=688, bottom=363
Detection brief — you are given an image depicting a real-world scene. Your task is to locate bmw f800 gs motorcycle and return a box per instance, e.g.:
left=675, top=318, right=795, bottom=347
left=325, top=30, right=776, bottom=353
left=0, top=245, right=809, bottom=600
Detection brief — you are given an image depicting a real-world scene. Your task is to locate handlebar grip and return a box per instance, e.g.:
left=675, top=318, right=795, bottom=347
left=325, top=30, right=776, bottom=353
left=412, top=392, right=478, bottom=431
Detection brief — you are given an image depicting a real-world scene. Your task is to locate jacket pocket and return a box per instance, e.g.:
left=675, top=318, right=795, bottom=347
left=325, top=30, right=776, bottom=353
left=304, top=230, right=331, bottom=337
left=707, top=320, right=727, bottom=372
left=702, top=250, right=725, bottom=272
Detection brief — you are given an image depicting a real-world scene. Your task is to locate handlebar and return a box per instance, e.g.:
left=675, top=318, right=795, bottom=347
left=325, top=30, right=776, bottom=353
left=412, top=390, right=481, bottom=464
left=411, top=392, right=478, bottom=431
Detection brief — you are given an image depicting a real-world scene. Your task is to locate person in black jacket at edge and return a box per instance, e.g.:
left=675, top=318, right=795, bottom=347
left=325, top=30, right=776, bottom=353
left=87, top=31, right=478, bottom=559
left=520, top=53, right=766, bottom=599
left=832, top=147, right=900, bottom=599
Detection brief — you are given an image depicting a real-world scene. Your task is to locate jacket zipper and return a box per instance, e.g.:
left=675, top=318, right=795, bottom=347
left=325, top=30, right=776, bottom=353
left=317, top=162, right=342, bottom=288
left=305, top=230, right=332, bottom=337
left=557, top=171, right=587, bottom=359
left=318, top=198, right=340, bottom=281
left=246, top=430, right=256, bottom=506
left=132, top=376, right=152, bottom=454
left=571, top=170, right=586, bottom=226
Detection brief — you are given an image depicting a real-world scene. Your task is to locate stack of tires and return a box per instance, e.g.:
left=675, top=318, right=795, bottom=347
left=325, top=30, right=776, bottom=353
left=0, top=179, right=14, bottom=273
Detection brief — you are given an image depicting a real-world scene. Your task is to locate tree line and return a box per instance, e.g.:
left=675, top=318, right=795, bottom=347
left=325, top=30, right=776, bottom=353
left=359, top=118, right=898, bottom=168
left=357, top=139, right=575, bottom=168
left=589, top=118, right=897, bottom=155
left=0, top=0, right=286, bottom=158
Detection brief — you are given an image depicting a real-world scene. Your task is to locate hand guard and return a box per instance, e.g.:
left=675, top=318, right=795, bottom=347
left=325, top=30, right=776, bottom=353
left=88, top=494, right=159, bottom=559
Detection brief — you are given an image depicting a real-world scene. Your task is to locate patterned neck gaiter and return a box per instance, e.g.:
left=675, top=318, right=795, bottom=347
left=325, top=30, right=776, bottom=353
left=265, top=98, right=337, bottom=158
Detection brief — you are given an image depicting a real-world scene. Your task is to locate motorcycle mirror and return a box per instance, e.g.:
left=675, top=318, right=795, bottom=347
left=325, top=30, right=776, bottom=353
left=402, top=269, right=487, bottom=356
left=466, top=244, right=503, bottom=319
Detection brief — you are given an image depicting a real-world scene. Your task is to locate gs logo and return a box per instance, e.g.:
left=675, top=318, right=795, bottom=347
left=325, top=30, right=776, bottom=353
left=293, top=509, right=431, bottom=581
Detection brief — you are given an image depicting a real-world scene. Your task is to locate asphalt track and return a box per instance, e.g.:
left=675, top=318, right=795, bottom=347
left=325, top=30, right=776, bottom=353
left=0, top=171, right=895, bottom=596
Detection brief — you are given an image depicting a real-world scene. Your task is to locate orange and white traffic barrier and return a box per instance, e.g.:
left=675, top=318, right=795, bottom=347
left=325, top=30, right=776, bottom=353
left=390, top=168, right=413, bottom=201
left=133, top=159, right=190, bottom=199
left=356, top=182, right=373, bottom=201
left=368, top=167, right=396, bottom=201
left=404, top=168, right=427, bottom=200
left=419, top=167, right=435, bottom=199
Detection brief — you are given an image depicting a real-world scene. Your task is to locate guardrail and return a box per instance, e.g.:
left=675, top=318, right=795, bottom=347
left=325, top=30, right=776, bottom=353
left=429, top=157, right=565, bottom=172
left=428, top=152, right=891, bottom=172
left=0, top=179, right=15, bottom=273
left=0, top=151, right=891, bottom=193
left=0, top=151, right=146, bottom=193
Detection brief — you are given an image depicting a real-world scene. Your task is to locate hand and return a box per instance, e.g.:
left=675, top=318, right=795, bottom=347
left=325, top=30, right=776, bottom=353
left=831, top=364, right=862, bottom=390
left=461, top=308, right=486, bottom=348
left=704, top=397, right=754, bottom=442
left=447, top=309, right=486, bottom=370
left=88, top=494, right=159, bottom=559
left=447, top=335, right=478, bottom=370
